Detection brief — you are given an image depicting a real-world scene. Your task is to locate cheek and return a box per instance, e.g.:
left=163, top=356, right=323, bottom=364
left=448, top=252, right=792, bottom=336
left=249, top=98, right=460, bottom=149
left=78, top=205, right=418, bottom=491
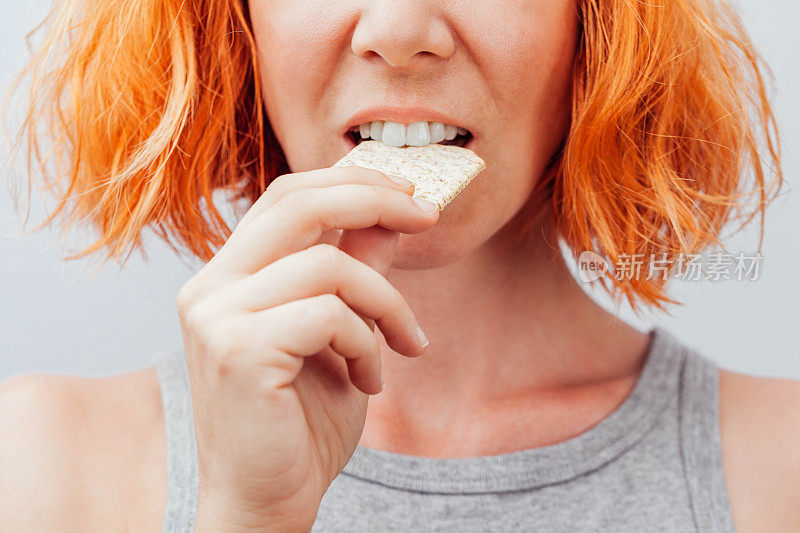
left=466, top=3, right=579, bottom=113
left=250, top=2, right=346, bottom=72
left=254, top=18, right=331, bottom=85
left=417, top=8, right=577, bottom=262
left=249, top=3, right=351, bottom=149
left=462, top=3, right=577, bottom=193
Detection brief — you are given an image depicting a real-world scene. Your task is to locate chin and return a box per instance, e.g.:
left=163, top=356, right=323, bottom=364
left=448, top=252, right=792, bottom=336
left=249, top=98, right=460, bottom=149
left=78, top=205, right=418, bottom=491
left=391, top=217, right=490, bottom=270
left=392, top=239, right=461, bottom=270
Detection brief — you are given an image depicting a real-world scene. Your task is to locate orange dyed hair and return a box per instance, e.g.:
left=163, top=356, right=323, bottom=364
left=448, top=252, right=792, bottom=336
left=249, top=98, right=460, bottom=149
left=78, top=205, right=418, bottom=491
left=1, top=0, right=785, bottom=311
left=514, top=0, right=784, bottom=312
left=2, top=0, right=284, bottom=265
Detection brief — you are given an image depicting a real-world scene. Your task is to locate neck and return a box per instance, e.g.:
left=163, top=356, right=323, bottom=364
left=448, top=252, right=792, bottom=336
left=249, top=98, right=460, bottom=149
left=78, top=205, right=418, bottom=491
left=363, top=212, right=651, bottom=454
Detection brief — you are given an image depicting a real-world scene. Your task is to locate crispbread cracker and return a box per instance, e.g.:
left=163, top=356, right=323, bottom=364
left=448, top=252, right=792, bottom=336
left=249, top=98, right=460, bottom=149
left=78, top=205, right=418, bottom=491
left=333, top=140, right=486, bottom=211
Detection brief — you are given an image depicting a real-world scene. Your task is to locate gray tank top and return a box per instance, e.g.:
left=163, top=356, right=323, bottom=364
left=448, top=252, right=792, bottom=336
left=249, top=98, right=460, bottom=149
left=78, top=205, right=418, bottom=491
left=152, top=326, right=736, bottom=532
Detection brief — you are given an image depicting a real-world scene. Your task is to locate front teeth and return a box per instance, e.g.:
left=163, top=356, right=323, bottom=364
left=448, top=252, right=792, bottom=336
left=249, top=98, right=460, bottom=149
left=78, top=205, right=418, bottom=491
left=406, top=122, right=430, bottom=146
left=381, top=122, right=406, bottom=147
left=353, top=120, right=467, bottom=147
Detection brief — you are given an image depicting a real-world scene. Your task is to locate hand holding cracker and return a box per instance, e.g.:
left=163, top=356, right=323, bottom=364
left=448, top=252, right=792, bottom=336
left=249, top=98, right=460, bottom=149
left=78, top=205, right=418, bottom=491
left=334, top=140, right=486, bottom=211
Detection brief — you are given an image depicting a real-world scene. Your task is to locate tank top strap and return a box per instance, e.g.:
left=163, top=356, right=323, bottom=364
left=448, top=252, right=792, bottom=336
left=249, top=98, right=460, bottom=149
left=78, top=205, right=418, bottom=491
left=153, top=348, right=199, bottom=533
left=668, top=329, right=736, bottom=533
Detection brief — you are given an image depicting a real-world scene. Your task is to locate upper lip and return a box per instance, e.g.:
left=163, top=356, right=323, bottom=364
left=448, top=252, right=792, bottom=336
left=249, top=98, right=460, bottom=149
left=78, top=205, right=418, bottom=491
left=343, top=106, right=473, bottom=137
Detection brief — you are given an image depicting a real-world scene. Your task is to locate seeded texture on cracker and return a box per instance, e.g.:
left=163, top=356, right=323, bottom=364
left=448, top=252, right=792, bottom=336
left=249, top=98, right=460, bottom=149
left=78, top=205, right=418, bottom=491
left=333, top=140, right=486, bottom=211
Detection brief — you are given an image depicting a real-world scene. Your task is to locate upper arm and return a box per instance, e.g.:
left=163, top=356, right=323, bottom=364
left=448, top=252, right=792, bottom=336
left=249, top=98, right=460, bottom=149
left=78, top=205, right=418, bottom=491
left=719, top=370, right=800, bottom=532
left=0, top=374, right=89, bottom=529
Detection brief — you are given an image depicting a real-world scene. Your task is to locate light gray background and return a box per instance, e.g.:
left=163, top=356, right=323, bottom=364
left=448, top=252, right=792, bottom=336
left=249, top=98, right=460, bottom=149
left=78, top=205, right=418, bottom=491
left=1, top=0, right=797, bottom=381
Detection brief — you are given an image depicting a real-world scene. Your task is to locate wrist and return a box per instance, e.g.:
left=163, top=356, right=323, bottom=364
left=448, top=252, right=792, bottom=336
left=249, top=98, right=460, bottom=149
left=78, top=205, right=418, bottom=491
left=195, top=508, right=287, bottom=532
left=196, top=496, right=311, bottom=533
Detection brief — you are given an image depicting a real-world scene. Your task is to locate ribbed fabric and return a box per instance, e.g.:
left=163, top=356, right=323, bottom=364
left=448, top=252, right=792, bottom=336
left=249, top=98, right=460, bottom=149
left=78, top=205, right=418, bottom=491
left=152, top=326, right=736, bottom=532
left=154, top=347, right=199, bottom=533
left=679, top=346, right=737, bottom=533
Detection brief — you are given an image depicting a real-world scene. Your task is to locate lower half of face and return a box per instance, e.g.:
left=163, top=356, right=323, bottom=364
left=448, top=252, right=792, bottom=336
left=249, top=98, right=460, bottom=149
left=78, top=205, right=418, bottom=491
left=249, top=0, right=579, bottom=269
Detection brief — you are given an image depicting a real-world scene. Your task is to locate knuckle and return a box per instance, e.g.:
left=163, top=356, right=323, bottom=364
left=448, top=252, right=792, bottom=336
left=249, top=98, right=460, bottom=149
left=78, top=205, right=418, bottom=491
left=311, top=243, right=342, bottom=270
left=365, top=183, right=386, bottom=206
left=254, top=365, right=299, bottom=404
left=181, top=299, right=214, bottom=335
left=253, top=372, right=284, bottom=403
left=284, top=187, right=313, bottom=210
left=176, top=269, right=220, bottom=315
left=176, top=279, right=199, bottom=314
left=353, top=166, right=386, bottom=182
left=316, top=293, right=348, bottom=324
left=283, top=296, right=338, bottom=343
left=203, top=321, right=241, bottom=373
left=265, top=172, right=295, bottom=199
left=269, top=172, right=290, bottom=190
left=273, top=188, right=301, bottom=216
left=278, top=188, right=318, bottom=226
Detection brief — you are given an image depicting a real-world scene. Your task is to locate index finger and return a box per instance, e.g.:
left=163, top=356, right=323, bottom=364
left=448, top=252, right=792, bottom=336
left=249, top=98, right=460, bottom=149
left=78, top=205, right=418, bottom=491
left=234, top=166, right=415, bottom=234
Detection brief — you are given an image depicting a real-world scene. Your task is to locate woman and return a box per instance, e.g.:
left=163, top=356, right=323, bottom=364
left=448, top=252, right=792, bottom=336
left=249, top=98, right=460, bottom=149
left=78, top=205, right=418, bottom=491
left=0, top=0, right=793, bottom=531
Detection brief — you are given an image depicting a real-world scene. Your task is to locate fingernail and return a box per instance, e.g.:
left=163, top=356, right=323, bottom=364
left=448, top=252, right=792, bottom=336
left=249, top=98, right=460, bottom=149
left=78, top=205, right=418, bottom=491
left=380, top=377, right=386, bottom=391
left=417, top=325, right=430, bottom=349
left=412, top=197, right=439, bottom=216
left=387, top=174, right=414, bottom=187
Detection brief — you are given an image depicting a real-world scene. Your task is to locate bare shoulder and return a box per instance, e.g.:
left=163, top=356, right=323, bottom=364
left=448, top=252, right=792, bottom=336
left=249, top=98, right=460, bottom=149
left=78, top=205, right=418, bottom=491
left=0, top=367, right=166, bottom=531
left=719, top=369, right=800, bottom=532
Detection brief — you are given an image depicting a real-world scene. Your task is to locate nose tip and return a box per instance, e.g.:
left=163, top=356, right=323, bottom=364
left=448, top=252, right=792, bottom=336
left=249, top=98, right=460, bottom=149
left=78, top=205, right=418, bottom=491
left=350, top=3, right=455, bottom=68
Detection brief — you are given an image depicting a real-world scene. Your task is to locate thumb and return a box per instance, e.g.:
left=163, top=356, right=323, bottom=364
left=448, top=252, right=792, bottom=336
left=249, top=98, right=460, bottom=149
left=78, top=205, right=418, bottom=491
left=337, top=226, right=399, bottom=278
left=336, top=226, right=399, bottom=337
